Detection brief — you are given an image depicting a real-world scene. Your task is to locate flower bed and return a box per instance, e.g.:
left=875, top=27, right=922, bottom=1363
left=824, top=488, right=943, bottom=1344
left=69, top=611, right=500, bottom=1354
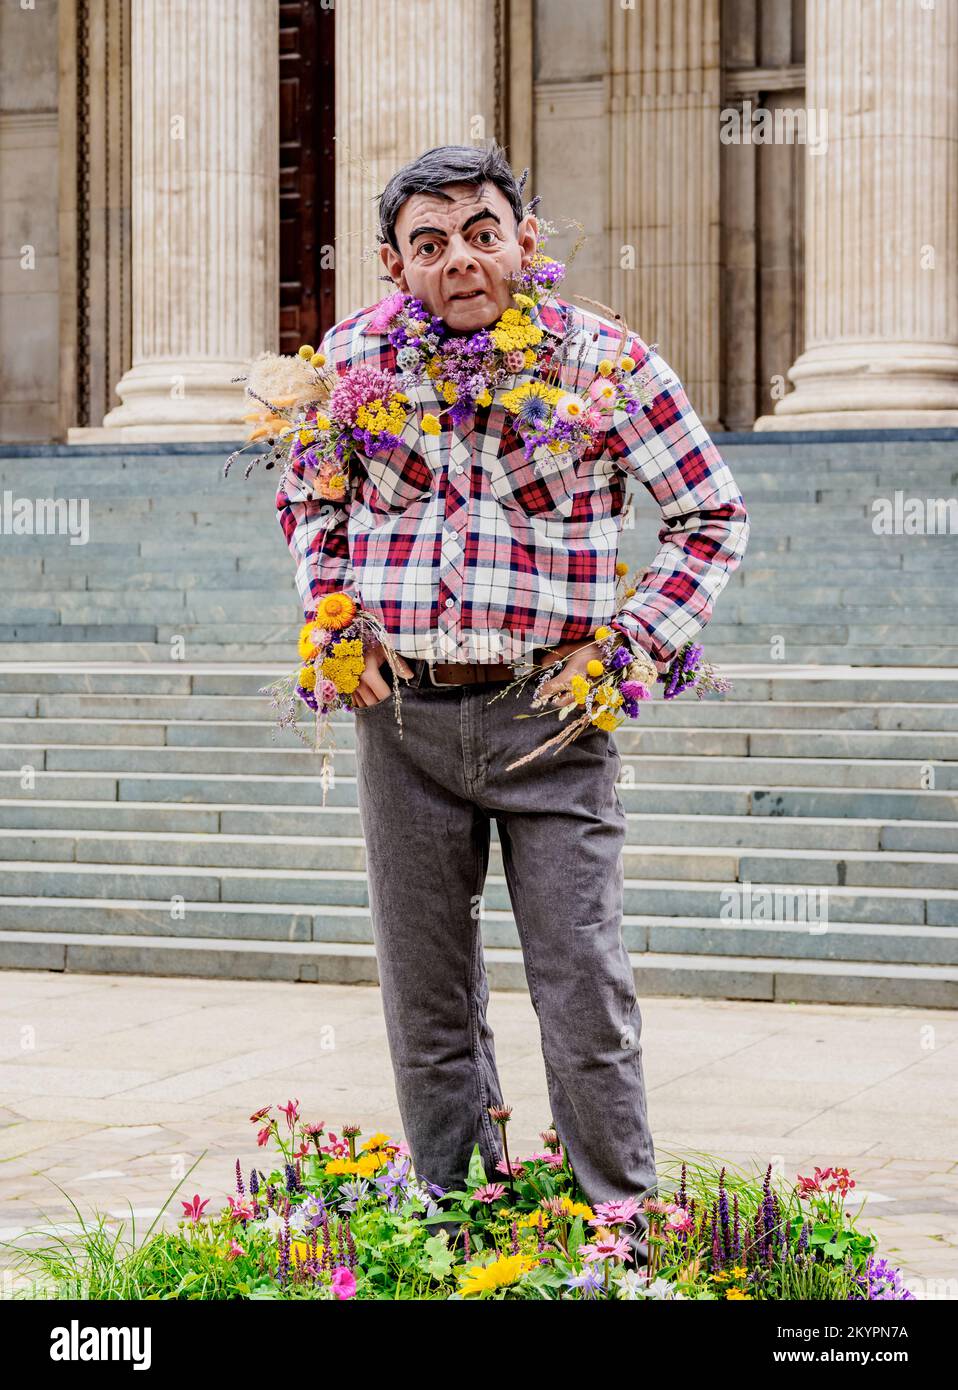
left=6, top=1102, right=913, bottom=1301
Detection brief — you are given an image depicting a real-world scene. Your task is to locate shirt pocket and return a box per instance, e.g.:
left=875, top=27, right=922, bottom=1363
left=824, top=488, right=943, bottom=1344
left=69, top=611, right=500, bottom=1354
left=487, top=402, right=584, bottom=520
left=360, top=418, right=435, bottom=514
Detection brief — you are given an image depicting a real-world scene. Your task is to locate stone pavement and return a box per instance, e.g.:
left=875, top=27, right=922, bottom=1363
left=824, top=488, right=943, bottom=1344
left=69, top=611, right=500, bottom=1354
left=0, top=970, right=955, bottom=1298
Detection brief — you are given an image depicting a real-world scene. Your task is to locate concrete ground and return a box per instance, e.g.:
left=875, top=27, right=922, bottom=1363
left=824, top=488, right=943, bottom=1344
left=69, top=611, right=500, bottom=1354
left=0, top=969, right=955, bottom=1298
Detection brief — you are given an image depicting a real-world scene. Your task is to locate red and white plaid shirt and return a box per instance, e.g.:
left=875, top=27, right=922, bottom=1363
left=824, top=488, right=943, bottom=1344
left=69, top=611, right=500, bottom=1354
left=276, top=296, right=749, bottom=671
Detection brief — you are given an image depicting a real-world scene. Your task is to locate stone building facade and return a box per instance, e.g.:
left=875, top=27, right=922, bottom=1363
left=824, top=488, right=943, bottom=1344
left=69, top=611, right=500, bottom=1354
left=2, top=0, right=956, bottom=443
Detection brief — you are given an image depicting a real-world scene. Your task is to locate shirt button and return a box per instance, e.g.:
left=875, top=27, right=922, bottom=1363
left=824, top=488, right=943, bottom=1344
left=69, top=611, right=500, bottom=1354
left=453, top=464, right=464, bottom=475
left=444, top=598, right=454, bottom=608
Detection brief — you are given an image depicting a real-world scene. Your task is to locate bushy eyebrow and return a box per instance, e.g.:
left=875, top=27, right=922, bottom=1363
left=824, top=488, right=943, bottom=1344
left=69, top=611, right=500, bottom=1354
left=407, top=207, right=502, bottom=247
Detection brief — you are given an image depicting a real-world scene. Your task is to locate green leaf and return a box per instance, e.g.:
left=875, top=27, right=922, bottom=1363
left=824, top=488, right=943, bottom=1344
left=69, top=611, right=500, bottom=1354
left=467, top=1144, right=488, bottom=1187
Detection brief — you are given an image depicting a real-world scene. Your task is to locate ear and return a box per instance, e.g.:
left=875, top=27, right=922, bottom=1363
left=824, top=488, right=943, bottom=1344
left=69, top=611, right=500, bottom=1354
left=380, top=241, right=408, bottom=291
left=517, top=214, right=539, bottom=268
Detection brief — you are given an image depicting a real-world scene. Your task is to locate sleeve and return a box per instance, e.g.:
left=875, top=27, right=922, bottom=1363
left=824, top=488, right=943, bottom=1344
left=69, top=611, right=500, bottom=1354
left=605, top=340, right=749, bottom=674
left=274, top=332, right=362, bottom=622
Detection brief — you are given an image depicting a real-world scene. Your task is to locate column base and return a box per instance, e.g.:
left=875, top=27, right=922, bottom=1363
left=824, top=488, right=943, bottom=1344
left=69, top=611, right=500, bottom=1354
left=756, top=341, right=958, bottom=431
left=98, top=358, right=253, bottom=439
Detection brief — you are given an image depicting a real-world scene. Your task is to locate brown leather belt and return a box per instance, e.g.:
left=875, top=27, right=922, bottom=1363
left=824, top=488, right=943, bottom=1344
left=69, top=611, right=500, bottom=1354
left=403, top=640, right=585, bottom=688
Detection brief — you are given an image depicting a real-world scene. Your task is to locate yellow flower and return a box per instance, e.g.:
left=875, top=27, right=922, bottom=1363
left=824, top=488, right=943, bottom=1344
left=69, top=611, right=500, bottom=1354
left=363, top=1132, right=392, bottom=1150
left=316, top=592, right=356, bottom=630
left=523, top=347, right=537, bottom=367
left=298, top=428, right=316, bottom=446
left=615, top=560, right=630, bottom=576
left=499, top=380, right=562, bottom=415
left=554, top=1196, right=595, bottom=1220
left=421, top=413, right=442, bottom=436
left=314, top=413, right=331, bottom=431
left=518, top=1210, right=550, bottom=1229
left=620, top=355, right=635, bottom=371
left=726, top=1288, right=752, bottom=1300
left=594, top=710, right=623, bottom=732
left=586, top=658, right=605, bottom=678
left=328, top=472, right=346, bottom=493
left=598, top=359, right=614, bottom=376
left=426, top=358, right=442, bottom=379
left=570, top=674, right=590, bottom=705
left=490, top=307, right=543, bottom=354
left=595, top=683, right=622, bottom=707
left=442, top=380, right=458, bottom=405
left=310, top=352, right=326, bottom=368
left=457, top=1252, right=537, bottom=1297
left=624, top=586, right=637, bottom=599
left=595, top=625, right=612, bottom=641
left=355, top=1152, right=383, bottom=1177
left=476, top=389, right=492, bottom=408
left=297, top=344, right=314, bottom=360
left=298, top=620, right=322, bottom=660
left=512, top=293, right=535, bottom=308
left=324, top=1158, right=358, bottom=1176
left=298, top=664, right=317, bottom=691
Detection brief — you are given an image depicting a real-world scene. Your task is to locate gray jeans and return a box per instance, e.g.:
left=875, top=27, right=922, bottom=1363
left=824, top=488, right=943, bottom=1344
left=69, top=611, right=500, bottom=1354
left=352, top=662, right=658, bottom=1260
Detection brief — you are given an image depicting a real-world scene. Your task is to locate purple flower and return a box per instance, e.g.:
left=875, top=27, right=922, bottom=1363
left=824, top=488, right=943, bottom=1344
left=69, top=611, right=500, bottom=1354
left=565, top=1268, right=605, bottom=1298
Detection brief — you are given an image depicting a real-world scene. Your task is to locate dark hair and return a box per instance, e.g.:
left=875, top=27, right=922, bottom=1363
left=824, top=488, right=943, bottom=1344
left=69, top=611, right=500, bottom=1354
left=378, top=143, right=525, bottom=252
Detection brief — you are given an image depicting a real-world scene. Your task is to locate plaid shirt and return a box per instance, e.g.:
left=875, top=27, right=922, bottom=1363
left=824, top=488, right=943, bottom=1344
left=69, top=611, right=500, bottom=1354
left=276, top=296, right=749, bottom=670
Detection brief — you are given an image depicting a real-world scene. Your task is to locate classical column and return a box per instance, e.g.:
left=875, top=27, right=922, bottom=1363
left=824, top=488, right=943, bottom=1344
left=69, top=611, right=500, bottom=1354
left=81, top=0, right=279, bottom=442
left=756, top=0, right=958, bottom=430
left=335, top=0, right=497, bottom=316
left=608, top=0, right=722, bottom=430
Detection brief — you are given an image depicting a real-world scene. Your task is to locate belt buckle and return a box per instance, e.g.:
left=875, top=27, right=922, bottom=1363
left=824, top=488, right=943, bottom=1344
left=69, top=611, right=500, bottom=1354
left=426, top=660, right=462, bottom=688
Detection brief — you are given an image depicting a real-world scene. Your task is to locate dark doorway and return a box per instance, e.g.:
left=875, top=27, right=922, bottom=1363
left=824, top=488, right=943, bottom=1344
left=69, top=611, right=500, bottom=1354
left=279, top=1, right=336, bottom=354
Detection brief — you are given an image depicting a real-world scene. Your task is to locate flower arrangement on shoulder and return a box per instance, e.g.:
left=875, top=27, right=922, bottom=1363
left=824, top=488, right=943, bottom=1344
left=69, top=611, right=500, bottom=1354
left=487, top=561, right=731, bottom=771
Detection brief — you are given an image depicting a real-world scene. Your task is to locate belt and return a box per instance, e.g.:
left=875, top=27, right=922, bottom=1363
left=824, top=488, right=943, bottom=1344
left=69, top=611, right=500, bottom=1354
left=401, top=645, right=574, bottom=689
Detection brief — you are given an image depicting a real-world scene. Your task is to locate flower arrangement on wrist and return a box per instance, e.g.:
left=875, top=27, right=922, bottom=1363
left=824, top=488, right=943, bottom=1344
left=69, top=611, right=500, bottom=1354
left=257, top=591, right=407, bottom=802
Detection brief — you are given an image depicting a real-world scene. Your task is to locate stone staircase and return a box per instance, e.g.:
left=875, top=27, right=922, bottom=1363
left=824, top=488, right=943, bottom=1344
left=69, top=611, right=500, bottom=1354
left=0, top=435, right=956, bottom=1006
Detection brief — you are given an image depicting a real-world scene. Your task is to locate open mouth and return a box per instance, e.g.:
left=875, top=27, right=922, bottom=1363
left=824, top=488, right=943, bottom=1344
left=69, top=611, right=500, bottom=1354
left=450, top=289, right=484, bottom=301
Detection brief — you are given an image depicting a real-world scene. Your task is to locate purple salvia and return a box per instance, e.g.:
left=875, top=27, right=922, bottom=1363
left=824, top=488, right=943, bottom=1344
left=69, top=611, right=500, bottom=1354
left=249, top=1168, right=259, bottom=1197
left=732, top=1192, right=741, bottom=1262
left=462, top=1225, right=471, bottom=1262
left=511, top=1219, right=520, bottom=1256
left=235, top=1159, right=245, bottom=1197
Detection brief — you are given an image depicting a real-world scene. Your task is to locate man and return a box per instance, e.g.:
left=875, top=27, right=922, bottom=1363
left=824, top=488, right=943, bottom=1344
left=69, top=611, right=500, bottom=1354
left=277, top=143, right=749, bottom=1263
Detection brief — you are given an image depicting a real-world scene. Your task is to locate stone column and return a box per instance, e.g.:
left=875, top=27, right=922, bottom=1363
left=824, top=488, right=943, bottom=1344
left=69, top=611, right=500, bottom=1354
left=335, top=0, right=497, bottom=316
left=608, top=0, right=722, bottom=430
left=84, top=0, right=279, bottom=442
left=756, top=0, right=958, bottom=430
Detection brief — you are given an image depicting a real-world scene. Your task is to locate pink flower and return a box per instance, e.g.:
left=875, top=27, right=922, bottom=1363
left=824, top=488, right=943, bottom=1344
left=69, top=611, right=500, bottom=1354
left=328, top=365, right=398, bottom=427
left=277, top=1098, right=299, bottom=1129
left=619, top=680, right=651, bottom=701
left=256, top=1126, right=272, bottom=1148
left=473, top=1183, right=507, bottom=1204
left=331, top=1266, right=357, bottom=1300
left=226, top=1239, right=244, bottom=1260
left=495, top=1158, right=525, bottom=1179
left=578, top=1235, right=633, bottom=1264
left=181, top=1194, right=210, bottom=1224
left=226, top=1196, right=255, bottom=1222
left=583, top=407, right=605, bottom=431
left=591, top=1196, right=642, bottom=1227
left=664, top=1205, right=694, bottom=1235
left=365, top=291, right=407, bottom=334
left=527, top=1150, right=564, bottom=1168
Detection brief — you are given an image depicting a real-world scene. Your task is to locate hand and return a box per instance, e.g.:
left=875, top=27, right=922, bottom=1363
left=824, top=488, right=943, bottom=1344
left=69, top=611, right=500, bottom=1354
left=533, top=640, right=607, bottom=709
left=351, top=642, right=414, bottom=708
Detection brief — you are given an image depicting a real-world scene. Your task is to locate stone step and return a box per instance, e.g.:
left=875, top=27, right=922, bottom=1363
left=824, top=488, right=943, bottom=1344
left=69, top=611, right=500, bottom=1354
left=6, top=741, right=955, bottom=788
left=2, top=827, right=954, bottom=889
left=3, top=694, right=958, bottom=732
left=1, top=715, right=956, bottom=759
left=0, top=798, right=953, bottom=852
left=2, top=860, right=955, bottom=925
left=1, top=664, right=956, bottom=703
left=1, top=927, right=955, bottom=1006
left=0, top=767, right=952, bottom=819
